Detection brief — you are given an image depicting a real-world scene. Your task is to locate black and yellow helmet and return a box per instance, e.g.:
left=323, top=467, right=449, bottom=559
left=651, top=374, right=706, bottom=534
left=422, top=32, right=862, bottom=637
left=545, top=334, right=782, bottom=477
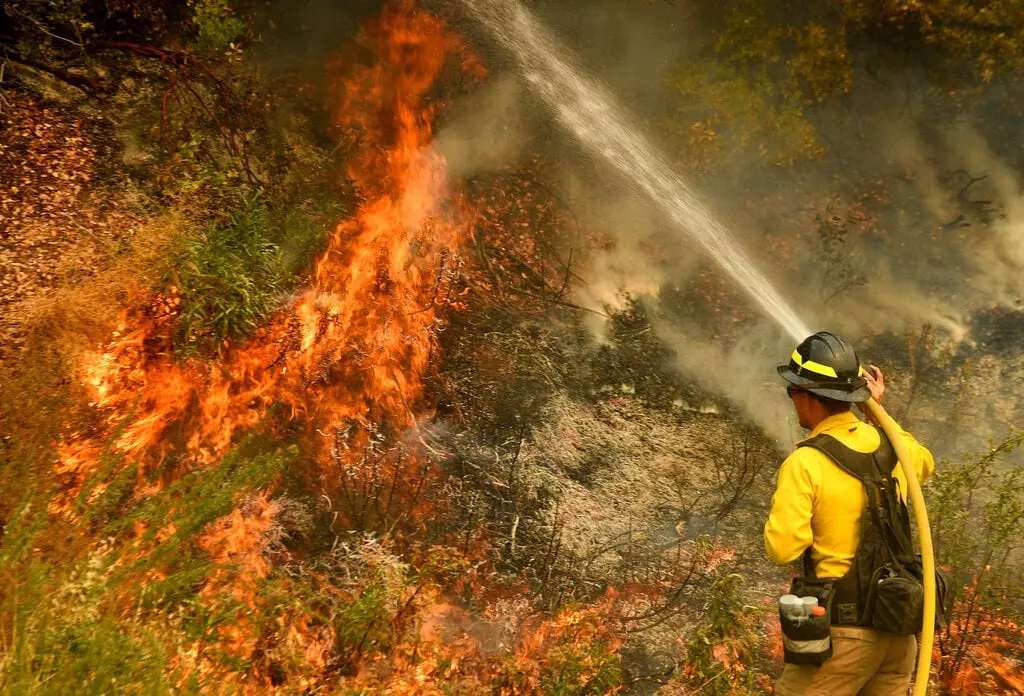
left=777, top=331, right=870, bottom=403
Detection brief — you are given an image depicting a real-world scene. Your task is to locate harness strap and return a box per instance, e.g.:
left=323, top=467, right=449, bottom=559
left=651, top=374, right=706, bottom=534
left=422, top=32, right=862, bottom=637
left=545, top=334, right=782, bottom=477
left=799, top=431, right=915, bottom=564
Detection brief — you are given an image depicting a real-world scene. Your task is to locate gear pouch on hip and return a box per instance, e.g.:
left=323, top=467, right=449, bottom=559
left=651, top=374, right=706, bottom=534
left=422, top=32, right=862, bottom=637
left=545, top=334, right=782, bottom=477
left=870, top=564, right=924, bottom=636
left=781, top=579, right=834, bottom=666
left=905, top=556, right=953, bottom=629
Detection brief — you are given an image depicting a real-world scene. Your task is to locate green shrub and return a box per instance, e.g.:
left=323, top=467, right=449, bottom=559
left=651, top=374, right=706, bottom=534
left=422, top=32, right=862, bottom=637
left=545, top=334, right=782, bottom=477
left=538, top=641, right=623, bottom=696
left=0, top=441, right=296, bottom=694
left=0, top=555, right=175, bottom=696
left=163, top=195, right=334, bottom=356
left=3, top=0, right=91, bottom=59
left=929, top=431, right=1024, bottom=690
left=663, top=573, right=760, bottom=696
left=274, top=202, right=342, bottom=278
left=495, top=606, right=623, bottom=696
left=191, top=0, right=245, bottom=55
left=164, top=197, right=288, bottom=355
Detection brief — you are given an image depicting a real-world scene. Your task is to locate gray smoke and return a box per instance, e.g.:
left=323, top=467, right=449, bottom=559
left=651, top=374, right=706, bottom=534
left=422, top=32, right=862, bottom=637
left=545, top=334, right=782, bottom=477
left=434, top=0, right=1022, bottom=436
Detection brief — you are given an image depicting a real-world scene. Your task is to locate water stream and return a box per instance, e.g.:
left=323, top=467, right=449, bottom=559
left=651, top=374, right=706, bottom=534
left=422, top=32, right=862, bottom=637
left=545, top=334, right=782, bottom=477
left=459, top=0, right=810, bottom=341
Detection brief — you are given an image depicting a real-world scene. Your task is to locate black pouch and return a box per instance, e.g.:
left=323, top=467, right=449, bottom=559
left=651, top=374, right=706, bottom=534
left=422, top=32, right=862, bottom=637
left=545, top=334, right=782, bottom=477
left=933, top=564, right=954, bottom=629
left=905, top=556, right=954, bottom=629
left=781, top=579, right=834, bottom=666
left=870, top=564, right=924, bottom=635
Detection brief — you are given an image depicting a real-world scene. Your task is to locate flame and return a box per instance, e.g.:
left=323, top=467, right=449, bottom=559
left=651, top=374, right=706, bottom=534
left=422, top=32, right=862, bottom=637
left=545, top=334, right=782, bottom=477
left=54, top=1, right=484, bottom=515
left=45, top=3, right=633, bottom=692
left=938, top=595, right=1024, bottom=695
left=199, top=494, right=277, bottom=582
left=49, top=3, right=491, bottom=687
left=338, top=591, right=622, bottom=694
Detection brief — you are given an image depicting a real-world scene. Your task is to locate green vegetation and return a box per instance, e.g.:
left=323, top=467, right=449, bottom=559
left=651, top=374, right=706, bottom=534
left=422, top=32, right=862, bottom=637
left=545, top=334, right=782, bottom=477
left=162, top=197, right=322, bottom=355
left=538, top=642, right=623, bottom=696
left=672, top=0, right=1024, bottom=173
left=929, top=431, right=1024, bottom=691
left=496, top=608, right=624, bottom=696
left=0, top=545, right=177, bottom=696
left=660, top=573, right=762, bottom=696
left=2, top=0, right=93, bottom=59
left=191, top=0, right=246, bottom=56
left=671, top=6, right=843, bottom=169
left=0, top=442, right=294, bottom=694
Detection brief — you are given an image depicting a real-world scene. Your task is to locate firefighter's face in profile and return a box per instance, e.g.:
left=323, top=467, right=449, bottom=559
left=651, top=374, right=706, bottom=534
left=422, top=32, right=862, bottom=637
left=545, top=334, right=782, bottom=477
left=787, top=385, right=813, bottom=430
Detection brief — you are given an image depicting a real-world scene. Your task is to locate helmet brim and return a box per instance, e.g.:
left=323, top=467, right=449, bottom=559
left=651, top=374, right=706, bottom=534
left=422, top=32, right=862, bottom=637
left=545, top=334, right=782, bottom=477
left=777, top=365, right=871, bottom=403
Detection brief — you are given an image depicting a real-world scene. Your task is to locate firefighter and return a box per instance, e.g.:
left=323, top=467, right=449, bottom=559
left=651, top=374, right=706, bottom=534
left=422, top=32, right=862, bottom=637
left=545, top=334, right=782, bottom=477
left=766, top=331, right=935, bottom=695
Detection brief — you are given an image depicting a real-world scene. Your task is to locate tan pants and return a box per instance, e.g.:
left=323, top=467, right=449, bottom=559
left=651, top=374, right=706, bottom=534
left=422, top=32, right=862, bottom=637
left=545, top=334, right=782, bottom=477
left=775, top=626, right=917, bottom=696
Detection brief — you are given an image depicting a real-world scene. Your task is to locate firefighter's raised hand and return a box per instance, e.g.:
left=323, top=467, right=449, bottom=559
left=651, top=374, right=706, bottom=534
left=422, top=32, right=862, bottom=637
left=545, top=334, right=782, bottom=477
left=863, top=364, right=884, bottom=404
left=857, top=365, right=884, bottom=422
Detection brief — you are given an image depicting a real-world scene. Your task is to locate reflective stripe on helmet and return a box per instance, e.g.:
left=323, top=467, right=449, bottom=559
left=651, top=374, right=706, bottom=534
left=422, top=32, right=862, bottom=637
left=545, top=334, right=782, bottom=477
left=791, top=349, right=838, bottom=378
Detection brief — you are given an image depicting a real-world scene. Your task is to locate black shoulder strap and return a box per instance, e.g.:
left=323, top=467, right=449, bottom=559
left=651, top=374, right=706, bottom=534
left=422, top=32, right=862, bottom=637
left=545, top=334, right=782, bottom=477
left=798, top=430, right=916, bottom=566
left=799, top=432, right=892, bottom=483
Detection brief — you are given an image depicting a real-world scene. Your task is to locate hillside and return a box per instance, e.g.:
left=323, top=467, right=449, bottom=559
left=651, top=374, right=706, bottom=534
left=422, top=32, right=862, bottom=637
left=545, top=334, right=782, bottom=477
left=2, top=0, right=1024, bottom=694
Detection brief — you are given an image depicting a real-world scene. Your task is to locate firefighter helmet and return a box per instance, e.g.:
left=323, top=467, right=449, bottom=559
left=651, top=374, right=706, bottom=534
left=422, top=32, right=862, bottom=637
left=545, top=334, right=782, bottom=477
left=778, top=331, right=870, bottom=403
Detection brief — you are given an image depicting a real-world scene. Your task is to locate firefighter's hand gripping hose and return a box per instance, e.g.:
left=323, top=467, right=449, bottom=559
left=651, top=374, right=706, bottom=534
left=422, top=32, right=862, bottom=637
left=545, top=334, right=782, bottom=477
left=863, top=398, right=935, bottom=696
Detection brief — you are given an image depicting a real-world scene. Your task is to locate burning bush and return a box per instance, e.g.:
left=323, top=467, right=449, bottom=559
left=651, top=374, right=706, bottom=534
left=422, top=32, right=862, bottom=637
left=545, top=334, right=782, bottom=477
left=929, top=430, right=1024, bottom=693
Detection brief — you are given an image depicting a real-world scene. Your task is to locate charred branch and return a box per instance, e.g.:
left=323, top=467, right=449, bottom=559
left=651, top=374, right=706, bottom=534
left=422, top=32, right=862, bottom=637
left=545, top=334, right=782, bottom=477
left=88, top=40, right=187, bottom=65
left=1, top=51, right=100, bottom=91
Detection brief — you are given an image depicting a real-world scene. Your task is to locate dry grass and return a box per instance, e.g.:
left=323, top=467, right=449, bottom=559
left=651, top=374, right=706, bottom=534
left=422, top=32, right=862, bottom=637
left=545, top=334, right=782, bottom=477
left=0, top=208, right=182, bottom=520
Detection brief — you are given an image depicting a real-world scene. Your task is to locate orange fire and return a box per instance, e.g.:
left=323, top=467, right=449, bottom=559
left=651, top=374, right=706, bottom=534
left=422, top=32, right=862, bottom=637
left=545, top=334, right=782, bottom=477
left=54, top=1, right=484, bottom=516
left=42, top=3, right=659, bottom=692
left=51, top=3, right=489, bottom=685
left=938, top=612, right=1024, bottom=695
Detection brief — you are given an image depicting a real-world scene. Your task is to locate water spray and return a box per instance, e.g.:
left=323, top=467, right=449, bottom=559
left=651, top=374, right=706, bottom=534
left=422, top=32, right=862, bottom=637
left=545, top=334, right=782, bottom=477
left=458, top=0, right=809, bottom=342
left=460, top=0, right=937, bottom=690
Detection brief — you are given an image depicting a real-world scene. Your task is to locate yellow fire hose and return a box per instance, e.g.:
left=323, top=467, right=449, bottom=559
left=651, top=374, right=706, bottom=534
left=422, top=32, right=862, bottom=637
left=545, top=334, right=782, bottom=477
left=863, top=398, right=935, bottom=696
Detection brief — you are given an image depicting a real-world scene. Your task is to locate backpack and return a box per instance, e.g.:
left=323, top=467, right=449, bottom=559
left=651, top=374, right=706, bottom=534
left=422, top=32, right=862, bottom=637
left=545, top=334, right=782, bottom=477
left=796, top=431, right=951, bottom=635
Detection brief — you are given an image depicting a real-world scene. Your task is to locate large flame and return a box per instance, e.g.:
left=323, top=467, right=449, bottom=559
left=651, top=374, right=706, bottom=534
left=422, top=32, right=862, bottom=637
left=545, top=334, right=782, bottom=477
left=55, top=2, right=484, bottom=516
left=52, top=4, right=484, bottom=680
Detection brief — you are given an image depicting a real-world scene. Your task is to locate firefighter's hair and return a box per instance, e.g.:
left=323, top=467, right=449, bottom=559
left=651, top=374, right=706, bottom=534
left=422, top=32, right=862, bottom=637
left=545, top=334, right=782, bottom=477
left=810, top=392, right=853, bottom=415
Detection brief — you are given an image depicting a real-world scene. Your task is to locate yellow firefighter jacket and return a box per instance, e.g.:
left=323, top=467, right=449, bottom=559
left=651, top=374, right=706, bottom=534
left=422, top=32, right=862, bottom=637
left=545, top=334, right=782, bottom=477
left=764, top=410, right=935, bottom=579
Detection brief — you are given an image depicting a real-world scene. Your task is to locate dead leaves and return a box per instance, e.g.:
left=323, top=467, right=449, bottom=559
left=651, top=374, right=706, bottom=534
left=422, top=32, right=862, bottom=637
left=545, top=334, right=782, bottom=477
left=0, top=91, right=141, bottom=358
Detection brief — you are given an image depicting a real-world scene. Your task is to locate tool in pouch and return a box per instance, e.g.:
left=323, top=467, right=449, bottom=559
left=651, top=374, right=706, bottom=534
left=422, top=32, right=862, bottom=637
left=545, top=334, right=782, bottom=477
left=779, top=582, right=834, bottom=666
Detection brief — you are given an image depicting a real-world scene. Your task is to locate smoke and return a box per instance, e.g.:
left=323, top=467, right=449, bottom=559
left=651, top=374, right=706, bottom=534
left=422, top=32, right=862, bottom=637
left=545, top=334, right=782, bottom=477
left=829, top=262, right=969, bottom=343
left=434, top=0, right=1023, bottom=434
left=435, top=74, right=526, bottom=179
left=945, top=127, right=1024, bottom=304
left=878, top=116, right=953, bottom=224
left=557, top=170, right=677, bottom=313
left=651, top=313, right=800, bottom=446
